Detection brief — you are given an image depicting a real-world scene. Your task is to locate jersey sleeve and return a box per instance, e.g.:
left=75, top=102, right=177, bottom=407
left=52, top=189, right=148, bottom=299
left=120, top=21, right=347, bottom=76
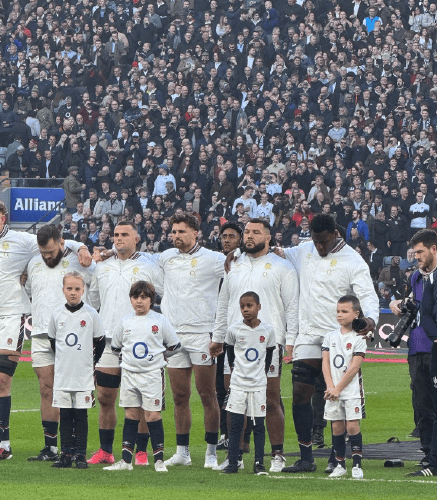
left=282, top=265, right=299, bottom=346
left=111, top=317, right=124, bottom=350
left=214, top=251, right=225, bottom=279
left=161, top=314, right=180, bottom=348
left=267, top=325, right=276, bottom=349
left=47, top=311, right=57, bottom=340
left=212, top=272, right=230, bottom=343
left=224, top=325, right=236, bottom=346
left=92, top=308, right=105, bottom=338
left=350, top=258, right=380, bottom=325
left=88, top=269, right=101, bottom=311
left=321, top=332, right=331, bottom=351
left=353, top=334, right=367, bottom=357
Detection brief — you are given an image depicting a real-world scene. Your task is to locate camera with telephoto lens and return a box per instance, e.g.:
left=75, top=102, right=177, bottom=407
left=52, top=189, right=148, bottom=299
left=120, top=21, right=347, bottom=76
left=387, top=299, right=420, bottom=348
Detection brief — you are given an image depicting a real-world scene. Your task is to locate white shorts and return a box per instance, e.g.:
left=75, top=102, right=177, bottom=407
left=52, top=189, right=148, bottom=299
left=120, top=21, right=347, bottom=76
left=226, top=387, right=266, bottom=417
left=95, top=338, right=120, bottom=370
left=324, top=398, right=365, bottom=421
left=31, top=335, right=55, bottom=368
left=293, top=334, right=324, bottom=361
left=267, top=344, right=283, bottom=378
left=53, top=390, right=95, bottom=409
left=167, top=333, right=212, bottom=369
left=0, top=315, right=25, bottom=352
left=119, top=368, right=165, bottom=412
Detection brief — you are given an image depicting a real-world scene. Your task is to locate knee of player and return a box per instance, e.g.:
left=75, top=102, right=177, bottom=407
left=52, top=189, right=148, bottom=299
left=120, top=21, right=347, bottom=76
left=197, top=388, right=217, bottom=407
left=0, top=373, right=12, bottom=395
left=97, top=390, right=117, bottom=408
left=292, top=383, right=311, bottom=405
left=346, top=420, right=361, bottom=435
left=39, top=382, right=54, bottom=400
left=172, top=390, right=190, bottom=407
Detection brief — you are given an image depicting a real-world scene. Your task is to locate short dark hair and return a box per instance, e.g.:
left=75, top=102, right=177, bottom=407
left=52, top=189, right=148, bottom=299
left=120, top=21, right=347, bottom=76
left=129, top=280, right=156, bottom=306
left=220, top=221, right=243, bottom=237
left=115, top=221, right=138, bottom=232
left=246, top=218, right=271, bottom=231
left=240, top=291, right=260, bottom=304
left=170, top=212, right=200, bottom=231
left=37, top=224, right=61, bottom=246
left=310, top=213, right=336, bottom=234
left=410, top=229, right=437, bottom=249
left=338, top=294, right=363, bottom=316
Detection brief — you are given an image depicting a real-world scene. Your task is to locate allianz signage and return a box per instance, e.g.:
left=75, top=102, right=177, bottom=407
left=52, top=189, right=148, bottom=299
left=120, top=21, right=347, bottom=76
left=10, top=188, right=65, bottom=223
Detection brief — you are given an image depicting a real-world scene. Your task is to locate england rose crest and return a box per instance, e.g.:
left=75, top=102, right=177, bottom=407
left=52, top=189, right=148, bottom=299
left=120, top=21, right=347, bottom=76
left=346, top=343, right=352, bottom=350
left=259, top=336, right=265, bottom=343
left=152, top=325, right=159, bottom=333
left=80, top=320, right=86, bottom=327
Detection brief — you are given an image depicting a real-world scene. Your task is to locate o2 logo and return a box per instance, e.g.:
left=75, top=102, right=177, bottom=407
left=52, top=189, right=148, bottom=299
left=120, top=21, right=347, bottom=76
left=133, top=342, right=154, bottom=361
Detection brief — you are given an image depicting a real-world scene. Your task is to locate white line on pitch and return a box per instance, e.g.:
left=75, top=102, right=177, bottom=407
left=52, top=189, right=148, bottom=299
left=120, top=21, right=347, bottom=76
left=268, top=475, right=436, bottom=484
left=11, top=409, right=39, bottom=413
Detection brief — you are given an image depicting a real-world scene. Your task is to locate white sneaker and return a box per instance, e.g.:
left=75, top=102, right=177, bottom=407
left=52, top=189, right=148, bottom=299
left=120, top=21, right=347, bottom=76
left=329, top=465, right=347, bottom=478
left=164, top=453, right=191, bottom=466
left=103, top=459, right=133, bottom=471
left=352, top=466, right=363, bottom=479
left=269, top=454, right=286, bottom=472
left=212, top=458, right=244, bottom=471
left=204, top=453, right=218, bottom=468
left=155, top=460, right=168, bottom=472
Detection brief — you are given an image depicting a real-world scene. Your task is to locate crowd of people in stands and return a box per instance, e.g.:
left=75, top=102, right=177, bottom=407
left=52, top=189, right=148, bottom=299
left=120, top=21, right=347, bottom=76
left=1, top=0, right=437, bottom=301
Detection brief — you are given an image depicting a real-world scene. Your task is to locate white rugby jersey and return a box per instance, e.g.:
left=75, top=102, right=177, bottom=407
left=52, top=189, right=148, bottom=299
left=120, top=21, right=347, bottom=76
left=48, top=303, right=104, bottom=391
left=0, top=226, right=84, bottom=316
left=322, top=328, right=366, bottom=400
left=159, top=244, right=225, bottom=333
left=212, top=252, right=299, bottom=346
left=89, top=253, right=162, bottom=339
left=225, top=321, right=276, bottom=392
left=27, top=248, right=95, bottom=336
left=284, top=240, right=379, bottom=344
left=111, top=310, right=180, bottom=373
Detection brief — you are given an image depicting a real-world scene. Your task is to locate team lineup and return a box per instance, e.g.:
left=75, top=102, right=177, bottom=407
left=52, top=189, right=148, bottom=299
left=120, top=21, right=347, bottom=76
left=0, top=203, right=381, bottom=477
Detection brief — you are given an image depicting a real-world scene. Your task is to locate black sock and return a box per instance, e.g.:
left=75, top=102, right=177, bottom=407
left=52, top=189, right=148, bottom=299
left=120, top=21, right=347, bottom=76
left=42, top=420, right=58, bottom=449
left=205, top=431, right=219, bottom=445
left=122, top=419, right=139, bottom=464
left=253, top=417, right=266, bottom=464
left=349, top=432, right=363, bottom=467
left=73, top=409, right=88, bottom=457
left=148, top=420, right=164, bottom=463
left=332, top=434, right=346, bottom=468
left=244, top=417, right=253, bottom=443
left=176, top=433, right=189, bottom=446
left=136, top=432, right=149, bottom=452
left=238, top=449, right=243, bottom=461
left=293, top=403, right=313, bottom=462
left=271, top=443, right=283, bottom=457
left=59, top=408, right=74, bottom=455
left=228, top=413, right=245, bottom=466
left=99, top=428, right=115, bottom=453
left=0, top=396, right=11, bottom=443
left=329, top=445, right=337, bottom=465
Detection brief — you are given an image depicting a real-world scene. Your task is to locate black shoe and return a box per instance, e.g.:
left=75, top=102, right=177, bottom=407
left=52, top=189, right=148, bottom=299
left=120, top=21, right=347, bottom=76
left=407, top=428, right=420, bottom=438
left=311, top=426, right=324, bottom=447
left=216, top=439, right=229, bottom=451
left=325, top=462, right=337, bottom=474
left=415, top=457, right=430, bottom=468
left=28, top=446, right=59, bottom=462
left=52, top=453, right=72, bottom=468
left=254, top=462, right=268, bottom=475
left=282, top=459, right=317, bottom=473
left=407, top=467, right=437, bottom=477
left=221, top=464, right=239, bottom=474
left=75, top=455, right=89, bottom=469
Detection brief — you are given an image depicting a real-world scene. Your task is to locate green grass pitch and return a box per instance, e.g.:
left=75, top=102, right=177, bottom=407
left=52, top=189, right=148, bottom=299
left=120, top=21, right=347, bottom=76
left=2, top=342, right=437, bottom=499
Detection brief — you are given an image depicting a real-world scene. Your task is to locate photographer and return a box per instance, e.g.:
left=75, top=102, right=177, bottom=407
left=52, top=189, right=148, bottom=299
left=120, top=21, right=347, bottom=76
left=390, top=229, right=437, bottom=475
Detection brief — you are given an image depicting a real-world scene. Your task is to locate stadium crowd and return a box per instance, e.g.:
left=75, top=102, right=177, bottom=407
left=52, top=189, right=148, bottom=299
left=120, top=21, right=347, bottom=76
left=1, top=0, right=437, bottom=294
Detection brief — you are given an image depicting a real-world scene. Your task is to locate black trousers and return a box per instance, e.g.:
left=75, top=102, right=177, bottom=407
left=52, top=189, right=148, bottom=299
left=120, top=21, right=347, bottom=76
left=428, top=344, right=437, bottom=468
left=408, top=352, right=434, bottom=456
